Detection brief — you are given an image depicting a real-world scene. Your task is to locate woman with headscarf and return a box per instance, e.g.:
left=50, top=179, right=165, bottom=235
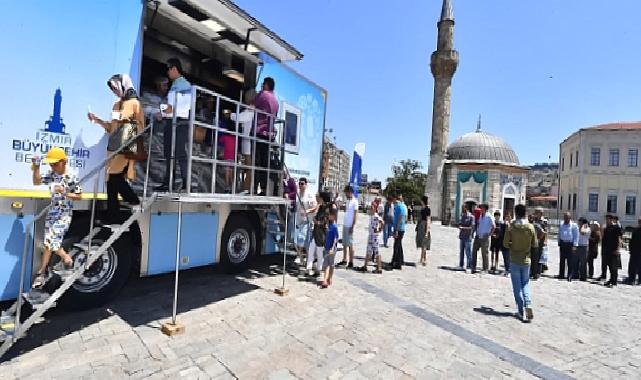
left=88, top=74, right=145, bottom=223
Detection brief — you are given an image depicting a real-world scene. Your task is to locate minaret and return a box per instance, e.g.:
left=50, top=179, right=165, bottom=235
left=426, top=0, right=459, bottom=220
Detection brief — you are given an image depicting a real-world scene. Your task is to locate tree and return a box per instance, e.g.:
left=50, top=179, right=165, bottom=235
left=383, top=159, right=427, bottom=204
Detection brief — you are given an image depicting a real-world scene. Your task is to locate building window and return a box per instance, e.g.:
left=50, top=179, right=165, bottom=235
left=561, top=157, right=565, bottom=171
left=628, top=149, right=638, bottom=167
left=567, top=194, right=571, bottom=210
left=588, top=193, right=598, bottom=212
left=572, top=193, right=577, bottom=210
left=626, top=196, right=636, bottom=216
left=591, top=147, right=600, bottom=166
left=560, top=195, right=563, bottom=210
left=569, top=154, right=573, bottom=169
left=609, top=148, right=619, bottom=166
left=576, top=151, right=579, bottom=167
left=607, top=195, right=617, bottom=214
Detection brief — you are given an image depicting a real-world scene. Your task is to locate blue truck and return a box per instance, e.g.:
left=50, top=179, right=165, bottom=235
left=0, top=0, right=327, bottom=356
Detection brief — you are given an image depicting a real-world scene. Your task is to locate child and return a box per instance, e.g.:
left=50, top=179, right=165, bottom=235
left=307, top=193, right=328, bottom=277
left=321, top=210, right=339, bottom=288
left=359, top=205, right=384, bottom=273
left=31, top=147, right=82, bottom=287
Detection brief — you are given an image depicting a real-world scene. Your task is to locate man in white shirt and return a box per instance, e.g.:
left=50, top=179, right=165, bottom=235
left=337, top=185, right=358, bottom=269
left=155, top=58, right=192, bottom=192
left=296, top=177, right=318, bottom=255
left=472, top=204, right=495, bottom=273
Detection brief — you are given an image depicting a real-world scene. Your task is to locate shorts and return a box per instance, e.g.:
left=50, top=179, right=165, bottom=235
left=342, top=226, right=354, bottom=247
left=44, top=212, right=72, bottom=251
left=322, top=249, right=335, bottom=269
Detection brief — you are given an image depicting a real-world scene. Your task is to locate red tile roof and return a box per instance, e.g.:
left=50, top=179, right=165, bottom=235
left=589, top=122, right=641, bottom=130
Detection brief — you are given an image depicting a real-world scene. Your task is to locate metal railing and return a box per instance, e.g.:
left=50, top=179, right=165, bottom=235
left=147, top=85, right=287, bottom=197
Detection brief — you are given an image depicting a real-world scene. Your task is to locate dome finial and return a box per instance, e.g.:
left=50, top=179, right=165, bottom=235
left=476, top=114, right=482, bottom=132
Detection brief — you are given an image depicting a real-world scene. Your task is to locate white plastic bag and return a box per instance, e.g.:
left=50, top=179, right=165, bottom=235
left=539, top=245, right=549, bottom=265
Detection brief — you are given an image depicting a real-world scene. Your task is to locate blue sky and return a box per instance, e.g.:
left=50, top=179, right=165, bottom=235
left=239, top=0, right=641, bottom=183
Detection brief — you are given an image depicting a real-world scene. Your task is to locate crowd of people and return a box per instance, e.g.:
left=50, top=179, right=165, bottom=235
left=287, top=184, right=431, bottom=288
left=455, top=201, right=641, bottom=322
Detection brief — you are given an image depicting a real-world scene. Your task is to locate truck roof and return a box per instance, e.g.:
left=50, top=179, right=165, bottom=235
left=162, top=0, right=303, bottom=62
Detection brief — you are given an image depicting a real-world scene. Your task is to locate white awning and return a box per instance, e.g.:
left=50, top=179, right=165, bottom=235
left=164, top=0, right=303, bottom=62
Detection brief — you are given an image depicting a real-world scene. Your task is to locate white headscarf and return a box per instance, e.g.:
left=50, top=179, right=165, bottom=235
left=107, top=73, right=137, bottom=100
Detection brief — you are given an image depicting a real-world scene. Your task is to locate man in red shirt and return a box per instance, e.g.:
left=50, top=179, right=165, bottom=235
left=254, top=77, right=279, bottom=195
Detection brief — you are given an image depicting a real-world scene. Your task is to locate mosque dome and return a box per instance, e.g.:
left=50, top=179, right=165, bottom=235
left=446, top=127, right=520, bottom=165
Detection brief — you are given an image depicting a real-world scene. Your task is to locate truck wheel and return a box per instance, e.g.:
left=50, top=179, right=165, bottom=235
left=58, top=235, right=134, bottom=311
left=220, top=214, right=257, bottom=274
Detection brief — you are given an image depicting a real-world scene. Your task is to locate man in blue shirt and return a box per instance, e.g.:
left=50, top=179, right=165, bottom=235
left=389, top=193, right=408, bottom=270
left=155, top=58, right=192, bottom=192
left=472, top=204, right=495, bottom=273
left=557, top=212, right=579, bottom=279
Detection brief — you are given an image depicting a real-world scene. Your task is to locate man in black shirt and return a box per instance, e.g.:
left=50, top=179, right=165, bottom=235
left=626, top=218, right=641, bottom=285
left=601, top=214, right=622, bottom=287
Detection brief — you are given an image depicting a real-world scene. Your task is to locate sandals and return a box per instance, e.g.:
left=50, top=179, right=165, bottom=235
left=32, top=273, right=48, bottom=289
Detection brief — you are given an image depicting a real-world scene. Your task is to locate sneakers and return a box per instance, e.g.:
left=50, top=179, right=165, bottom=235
left=525, top=306, right=534, bottom=322
left=346, top=262, right=354, bottom=269
left=336, top=261, right=347, bottom=267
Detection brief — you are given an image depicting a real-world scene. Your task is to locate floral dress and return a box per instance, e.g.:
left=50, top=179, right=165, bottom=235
left=41, top=171, right=82, bottom=251
left=367, top=214, right=382, bottom=257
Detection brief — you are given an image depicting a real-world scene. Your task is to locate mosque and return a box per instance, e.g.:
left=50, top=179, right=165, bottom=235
left=426, top=0, right=528, bottom=224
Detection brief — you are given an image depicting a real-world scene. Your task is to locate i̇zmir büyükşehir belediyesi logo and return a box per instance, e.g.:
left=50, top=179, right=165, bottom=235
left=13, top=89, right=89, bottom=168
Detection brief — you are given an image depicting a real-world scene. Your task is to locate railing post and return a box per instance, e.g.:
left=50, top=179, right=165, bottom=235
left=275, top=203, right=289, bottom=296
left=250, top=112, right=256, bottom=196
left=186, top=87, right=197, bottom=194
left=172, top=200, right=183, bottom=324
left=143, top=118, right=155, bottom=202
left=212, top=96, right=220, bottom=193
left=232, top=98, right=240, bottom=195
left=86, top=173, right=100, bottom=269
left=13, top=223, right=32, bottom=339
left=169, top=91, right=178, bottom=193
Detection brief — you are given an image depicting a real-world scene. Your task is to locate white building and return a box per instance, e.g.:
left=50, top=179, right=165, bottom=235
left=559, top=122, right=641, bottom=228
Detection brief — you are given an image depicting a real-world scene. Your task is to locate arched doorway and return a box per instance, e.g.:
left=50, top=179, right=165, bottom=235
left=502, top=183, right=517, bottom=218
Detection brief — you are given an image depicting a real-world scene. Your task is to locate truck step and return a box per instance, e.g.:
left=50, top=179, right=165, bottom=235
left=100, top=224, right=130, bottom=232
left=23, top=290, right=50, bottom=306
left=0, top=324, right=14, bottom=343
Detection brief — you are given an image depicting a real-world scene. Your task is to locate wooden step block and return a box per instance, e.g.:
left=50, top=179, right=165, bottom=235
left=161, top=322, right=185, bottom=336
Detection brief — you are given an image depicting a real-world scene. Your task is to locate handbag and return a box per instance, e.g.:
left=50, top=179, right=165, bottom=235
left=539, top=245, right=549, bottom=265
left=108, top=119, right=138, bottom=154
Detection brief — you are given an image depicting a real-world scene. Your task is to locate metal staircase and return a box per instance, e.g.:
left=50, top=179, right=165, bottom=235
left=0, top=196, right=156, bottom=357
left=0, top=124, right=154, bottom=358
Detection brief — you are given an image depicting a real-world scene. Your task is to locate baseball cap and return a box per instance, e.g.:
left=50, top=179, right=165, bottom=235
left=42, top=147, right=67, bottom=164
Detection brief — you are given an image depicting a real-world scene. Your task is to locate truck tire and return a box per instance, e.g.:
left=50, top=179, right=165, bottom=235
left=220, top=214, right=257, bottom=274
left=58, top=235, right=135, bottom=311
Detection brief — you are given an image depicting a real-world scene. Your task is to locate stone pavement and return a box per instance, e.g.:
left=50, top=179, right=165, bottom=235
left=2, top=217, right=641, bottom=379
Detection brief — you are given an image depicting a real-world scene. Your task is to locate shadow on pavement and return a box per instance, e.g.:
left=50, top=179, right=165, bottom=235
left=2, top=254, right=288, bottom=361
left=473, top=306, right=517, bottom=318
left=438, top=265, right=466, bottom=272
